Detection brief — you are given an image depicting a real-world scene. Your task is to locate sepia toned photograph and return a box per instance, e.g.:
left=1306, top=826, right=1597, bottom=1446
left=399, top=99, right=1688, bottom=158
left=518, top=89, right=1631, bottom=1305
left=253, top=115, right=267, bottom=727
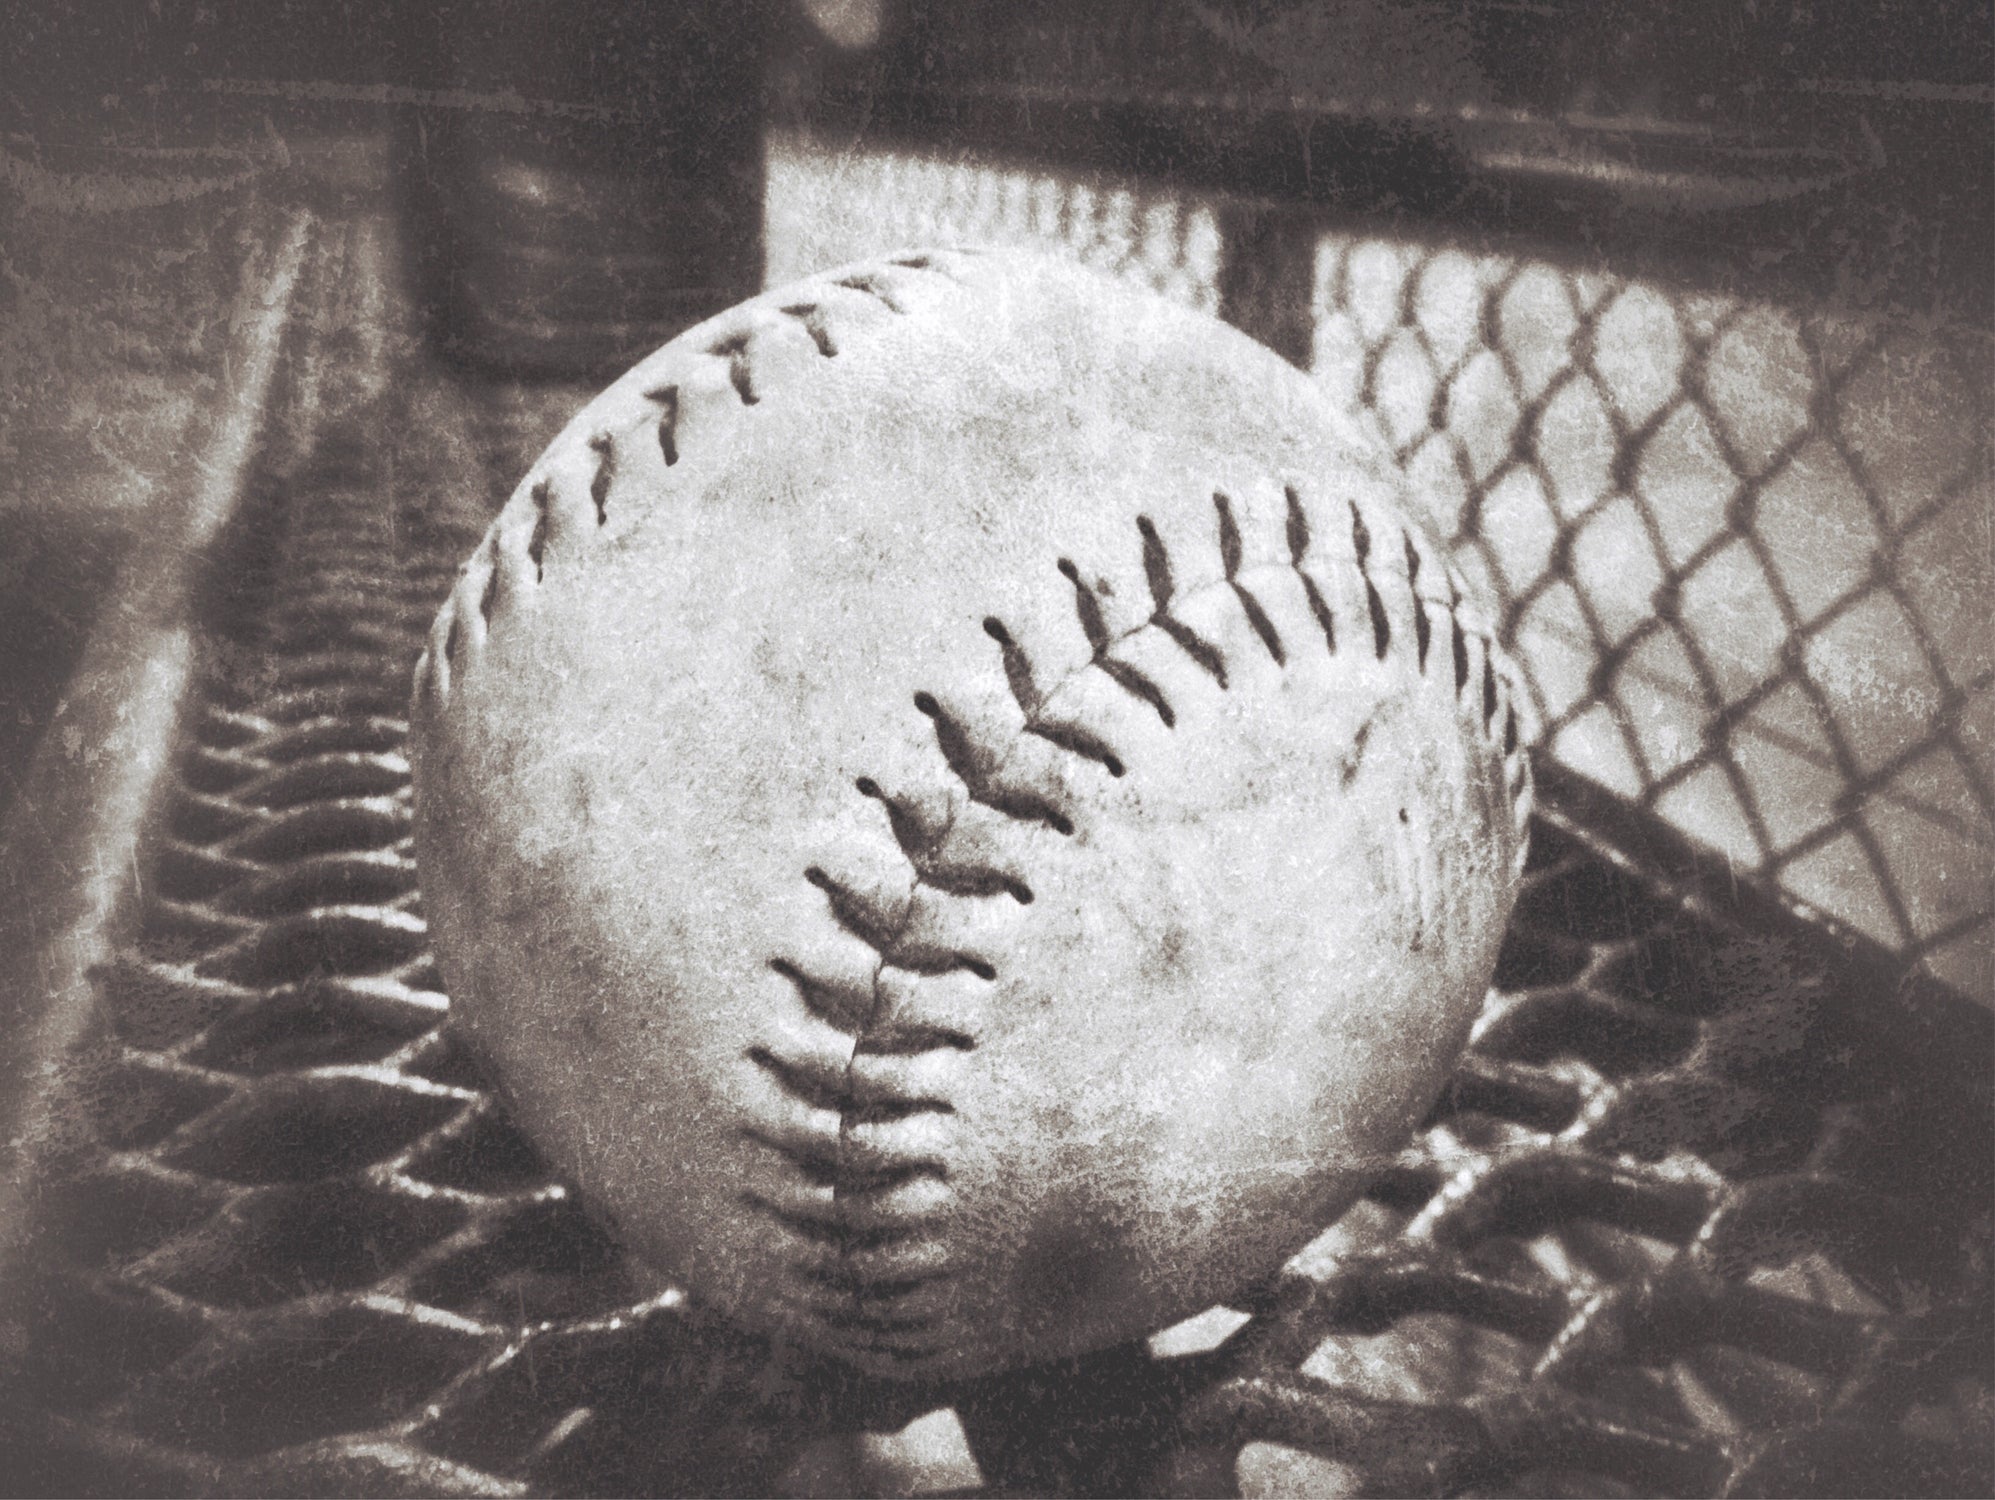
left=1, top=3, right=1989, bottom=1494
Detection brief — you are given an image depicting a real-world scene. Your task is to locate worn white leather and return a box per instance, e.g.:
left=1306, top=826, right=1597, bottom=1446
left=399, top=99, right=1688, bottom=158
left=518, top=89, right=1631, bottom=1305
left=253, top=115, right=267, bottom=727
left=412, top=248, right=1532, bottom=1378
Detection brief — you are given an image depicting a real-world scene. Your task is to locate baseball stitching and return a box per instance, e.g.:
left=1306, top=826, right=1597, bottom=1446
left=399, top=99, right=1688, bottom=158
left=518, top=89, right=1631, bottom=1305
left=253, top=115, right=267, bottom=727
left=418, top=249, right=1533, bottom=1366
left=743, top=487, right=1531, bottom=1362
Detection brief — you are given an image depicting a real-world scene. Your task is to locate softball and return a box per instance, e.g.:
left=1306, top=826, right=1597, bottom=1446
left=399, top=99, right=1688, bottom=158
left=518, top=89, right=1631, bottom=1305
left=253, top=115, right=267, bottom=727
left=411, top=247, right=1532, bottom=1379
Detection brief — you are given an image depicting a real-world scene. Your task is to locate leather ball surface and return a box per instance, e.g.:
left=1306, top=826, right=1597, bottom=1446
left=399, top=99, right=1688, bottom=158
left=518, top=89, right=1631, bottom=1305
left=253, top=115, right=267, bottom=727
left=411, top=248, right=1533, bottom=1379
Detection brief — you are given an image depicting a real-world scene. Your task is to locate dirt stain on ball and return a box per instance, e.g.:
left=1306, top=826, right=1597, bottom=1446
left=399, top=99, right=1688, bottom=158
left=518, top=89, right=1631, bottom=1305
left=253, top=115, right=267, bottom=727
left=1012, top=1195, right=1140, bottom=1343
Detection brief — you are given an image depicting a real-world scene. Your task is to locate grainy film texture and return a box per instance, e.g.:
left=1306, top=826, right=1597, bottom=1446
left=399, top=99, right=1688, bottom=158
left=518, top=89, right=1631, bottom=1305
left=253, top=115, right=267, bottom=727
left=3, top=1, right=1989, bottom=1494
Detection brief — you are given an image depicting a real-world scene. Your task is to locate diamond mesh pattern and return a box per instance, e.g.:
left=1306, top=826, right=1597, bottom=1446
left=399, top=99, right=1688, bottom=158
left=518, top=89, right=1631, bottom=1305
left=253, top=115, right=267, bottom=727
left=10, top=177, right=1992, bottom=1497
left=1310, top=243, right=1993, bottom=992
